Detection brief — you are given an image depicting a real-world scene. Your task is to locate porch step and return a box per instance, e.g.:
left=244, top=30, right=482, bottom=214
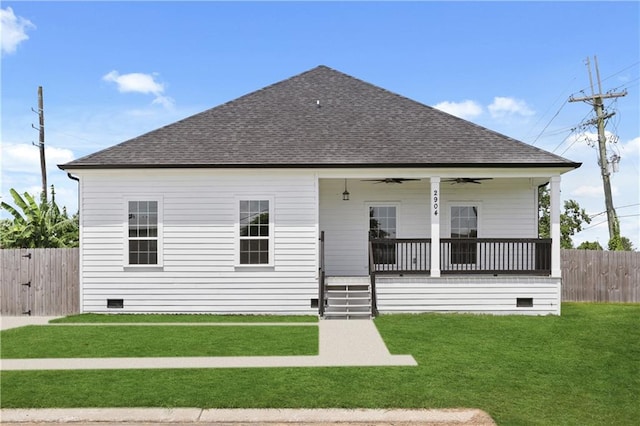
left=323, top=277, right=372, bottom=320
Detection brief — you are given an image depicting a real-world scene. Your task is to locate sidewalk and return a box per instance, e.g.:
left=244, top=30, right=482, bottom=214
left=0, top=407, right=496, bottom=425
left=0, top=317, right=417, bottom=370
left=0, top=316, right=61, bottom=330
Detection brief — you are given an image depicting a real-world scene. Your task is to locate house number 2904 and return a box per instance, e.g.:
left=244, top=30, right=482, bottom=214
left=433, top=189, right=439, bottom=216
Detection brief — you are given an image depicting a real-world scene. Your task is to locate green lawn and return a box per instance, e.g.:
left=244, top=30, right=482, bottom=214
left=1, top=303, right=638, bottom=426
left=1, top=325, right=317, bottom=358
left=50, top=313, right=318, bottom=323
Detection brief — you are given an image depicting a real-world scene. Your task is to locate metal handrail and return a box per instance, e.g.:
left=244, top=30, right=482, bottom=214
left=368, top=240, right=378, bottom=316
left=318, top=231, right=326, bottom=316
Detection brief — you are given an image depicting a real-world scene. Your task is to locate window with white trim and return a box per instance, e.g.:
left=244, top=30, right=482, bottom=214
left=127, top=200, right=159, bottom=265
left=239, top=199, right=271, bottom=265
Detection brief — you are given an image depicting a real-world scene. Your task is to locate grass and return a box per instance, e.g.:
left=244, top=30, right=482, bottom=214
left=50, top=313, right=318, bottom=323
left=1, top=303, right=638, bottom=425
left=0, top=325, right=318, bottom=358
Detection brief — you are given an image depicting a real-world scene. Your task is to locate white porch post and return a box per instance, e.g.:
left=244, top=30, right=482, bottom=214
left=430, top=177, right=441, bottom=277
left=550, top=175, right=561, bottom=278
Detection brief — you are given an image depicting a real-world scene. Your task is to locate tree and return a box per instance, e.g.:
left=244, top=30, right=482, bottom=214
left=538, top=185, right=591, bottom=249
left=608, top=234, right=635, bottom=251
left=0, top=186, right=78, bottom=248
left=577, top=241, right=603, bottom=250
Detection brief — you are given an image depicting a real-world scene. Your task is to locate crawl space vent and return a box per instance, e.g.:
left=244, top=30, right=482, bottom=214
left=516, top=298, right=533, bottom=308
left=107, top=299, right=124, bottom=309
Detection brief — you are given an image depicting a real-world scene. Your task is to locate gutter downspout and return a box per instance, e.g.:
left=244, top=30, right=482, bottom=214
left=66, top=172, right=82, bottom=313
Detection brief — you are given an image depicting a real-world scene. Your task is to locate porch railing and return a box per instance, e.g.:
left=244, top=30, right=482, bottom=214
left=368, top=238, right=552, bottom=276
left=370, top=238, right=432, bottom=274
left=440, top=238, right=551, bottom=275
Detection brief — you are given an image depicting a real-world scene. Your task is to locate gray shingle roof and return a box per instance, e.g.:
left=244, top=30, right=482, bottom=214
left=60, top=66, right=580, bottom=169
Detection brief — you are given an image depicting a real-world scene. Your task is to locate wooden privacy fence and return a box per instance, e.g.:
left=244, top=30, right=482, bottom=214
left=1, top=248, right=79, bottom=316
left=562, top=249, right=640, bottom=302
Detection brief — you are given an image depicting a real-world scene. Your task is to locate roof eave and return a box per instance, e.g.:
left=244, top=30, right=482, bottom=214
left=59, top=161, right=582, bottom=170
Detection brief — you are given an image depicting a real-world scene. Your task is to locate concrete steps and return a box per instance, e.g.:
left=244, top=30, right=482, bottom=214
left=323, top=277, right=372, bottom=320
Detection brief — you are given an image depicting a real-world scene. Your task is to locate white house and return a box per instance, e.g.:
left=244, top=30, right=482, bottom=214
left=60, top=66, right=580, bottom=317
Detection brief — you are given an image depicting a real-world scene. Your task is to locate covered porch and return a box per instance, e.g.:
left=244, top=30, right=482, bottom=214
left=317, top=173, right=563, bottom=317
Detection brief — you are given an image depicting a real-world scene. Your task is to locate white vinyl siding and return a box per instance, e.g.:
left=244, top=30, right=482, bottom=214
left=376, top=276, right=561, bottom=315
left=76, top=169, right=318, bottom=314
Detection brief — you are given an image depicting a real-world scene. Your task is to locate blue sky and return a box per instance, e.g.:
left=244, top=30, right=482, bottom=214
left=2, top=1, right=639, bottom=248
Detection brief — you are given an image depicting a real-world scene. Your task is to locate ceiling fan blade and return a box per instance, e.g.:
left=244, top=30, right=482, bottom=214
left=444, top=178, right=493, bottom=184
left=361, top=178, right=421, bottom=184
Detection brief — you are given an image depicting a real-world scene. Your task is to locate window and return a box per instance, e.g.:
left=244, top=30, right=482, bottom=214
left=239, top=200, right=271, bottom=265
left=127, top=200, right=159, bottom=265
left=451, top=206, right=477, bottom=264
left=369, top=206, right=397, bottom=264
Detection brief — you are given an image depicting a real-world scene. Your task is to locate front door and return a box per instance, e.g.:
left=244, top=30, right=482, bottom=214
left=369, top=205, right=397, bottom=265
left=450, top=205, right=478, bottom=265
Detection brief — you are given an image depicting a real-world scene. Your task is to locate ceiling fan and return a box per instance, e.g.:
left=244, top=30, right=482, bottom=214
left=362, top=178, right=422, bottom=184
left=443, top=178, right=493, bottom=185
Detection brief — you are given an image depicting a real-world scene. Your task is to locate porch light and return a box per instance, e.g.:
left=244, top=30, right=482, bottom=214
left=342, top=179, right=350, bottom=201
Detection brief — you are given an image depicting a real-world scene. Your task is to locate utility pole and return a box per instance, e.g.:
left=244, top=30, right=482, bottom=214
left=569, top=56, right=626, bottom=244
left=32, top=86, right=47, bottom=202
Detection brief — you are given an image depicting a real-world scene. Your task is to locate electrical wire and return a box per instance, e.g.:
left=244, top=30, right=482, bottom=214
left=551, top=110, right=593, bottom=154
left=530, top=100, right=568, bottom=146
left=550, top=131, right=575, bottom=155
left=526, top=75, right=577, bottom=145
left=581, top=214, right=640, bottom=231
left=589, top=203, right=640, bottom=218
left=571, top=60, right=640, bottom=97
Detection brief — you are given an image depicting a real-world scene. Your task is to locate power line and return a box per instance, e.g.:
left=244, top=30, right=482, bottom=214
left=551, top=110, right=593, bottom=155
left=589, top=203, right=640, bottom=218
left=530, top=100, right=568, bottom=146
left=571, top=60, right=639, bottom=97
left=550, top=131, right=574, bottom=155
left=527, top=75, right=577, bottom=145
left=600, top=61, right=640, bottom=85
left=581, top=214, right=640, bottom=232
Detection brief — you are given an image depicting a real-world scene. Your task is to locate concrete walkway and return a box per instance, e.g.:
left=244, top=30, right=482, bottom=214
left=0, top=407, right=496, bottom=425
left=0, top=317, right=417, bottom=370
left=0, top=316, right=61, bottom=330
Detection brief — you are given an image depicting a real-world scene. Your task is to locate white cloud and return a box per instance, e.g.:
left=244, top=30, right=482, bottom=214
left=571, top=184, right=619, bottom=198
left=433, top=100, right=483, bottom=119
left=103, top=70, right=174, bottom=108
left=1, top=7, right=35, bottom=55
left=571, top=185, right=603, bottom=198
left=488, top=96, right=535, bottom=119
left=620, top=136, right=640, bottom=155
left=1, top=143, right=75, bottom=174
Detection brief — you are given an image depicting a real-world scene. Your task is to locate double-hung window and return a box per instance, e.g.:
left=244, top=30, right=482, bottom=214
left=127, top=199, right=161, bottom=266
left=238, top=199, right=271, bottom=265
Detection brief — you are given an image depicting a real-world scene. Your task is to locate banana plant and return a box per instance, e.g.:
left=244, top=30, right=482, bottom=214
left=0, top=186, right=78, bottom=248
